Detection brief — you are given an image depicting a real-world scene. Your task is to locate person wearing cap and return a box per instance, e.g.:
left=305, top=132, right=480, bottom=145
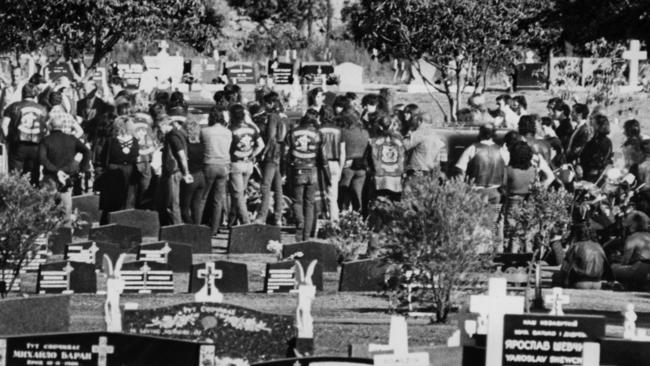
left=610, top=211, right=650, bottom=289
left=46, top=91, right=83, bottom=138
left=2, top=83, right=48, bottom=184
left=157, top=116, right=193, bottom=226
left=38, top=115, right=90, bottom=226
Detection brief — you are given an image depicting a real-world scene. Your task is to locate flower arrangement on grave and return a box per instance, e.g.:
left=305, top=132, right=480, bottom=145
left=266, top=240, right=304, bottom=262
left=317, top=209, right=370, bottom=262
left=371, top=172, right=497, bottom=322
left=0, top=172, right=65, bottom=298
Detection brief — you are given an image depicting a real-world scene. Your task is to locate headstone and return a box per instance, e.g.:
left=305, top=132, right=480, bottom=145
left=123, top=302, right=295, bottom=362
left=263, top=261, right=323, bottom=293
left=0, top=295, right=70, bottom=336
left=89, top=224, right=142, bottom=250
left=143, top=41, right=184, bottom=86
left=108, top=209, right=159, bottom=238
left=368, top=316, right=430, bottom=366
left=72, top=194, right=101, bottom=223
left=190, top=57, right=220, bottom=84
left=0, top=268, right=21, bottom=292
left=514, top=63, right=546, bottom=90
left=0, top=332, right=212, bottom=366
left=224, top=61, right=256, bottom=84
left=545, top=287, right=569, bottom=316
left=268, top=60, right=294, bottom=85
left=300, top=62, right=334, bottom=86
left=189, top=261, right=249, bottom=293
left=119, top=261, right=174, bottom=293
left=64, top=241, right=121, bottom=270
left=194, top=262, right=223, bottom=302
left=408, top=59, right=438, bottom=93
left=48, top=227, right=72, bottom=255
left=36, top=261, right=97, bottom=294
left=282, top=240, right=338, bottom=272
left=136, top=241, right=192, bottom=273
left=622, top=39, right=647, bottom=92
left=623, top=303, right=637, bottom=339
left=21, top=235, right=50, bottom=273
left=469, top=277, right=525, bottom=366
left=339, top=259, right=390, bottom=292
left=228, top=223, right=281, bottom=254
left=159, top=224, right=212, bottom=254
left=600, top=337, right=650, bottom=366
left=117, top=64, right=144, bottom=88
left=335, top=62, right=364, bottom=92
left=91, top=67, right=108, bottom=86
left=502, top=314, right=605, bottom=366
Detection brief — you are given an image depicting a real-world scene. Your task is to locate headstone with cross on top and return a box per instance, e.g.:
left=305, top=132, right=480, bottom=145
left=545, top=287, right=570, bottom=316
left=469, top=277, right=525, bottom=366
left=91, top=336, right=114, bottom=366
left=194, top=262, right=223, bottom=302
left=621, top=39, right=647, bottom=93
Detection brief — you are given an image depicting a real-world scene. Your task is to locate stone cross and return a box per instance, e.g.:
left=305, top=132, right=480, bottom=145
left=159, top=243, right=172, bottom=262
left=545, top=287, right=570, bottom=316
left=369, top=315, right=409, bottom=355
left=623, top=303, right=637, bottom=339
left=139, top=262, right=151, bottom=294
left=63, top=262, right=74, bottom=294
left=622, top=40, right=647, bottom=88
left=469, top=277, right=525, bottom=366
left=195, top=262, right=223, bottom=303
left=91, top=336, right=114, bottom=366
left=158, top=40, right=170, bottom=56
left=87, top=243, right=99, bottom=263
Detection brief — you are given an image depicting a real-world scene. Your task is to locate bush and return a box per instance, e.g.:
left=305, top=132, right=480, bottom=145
left=0, top=173, right=65, bottom=296
left=318, top=210, right=370, bottom=262
left=372, top=173, right=497, bottom=322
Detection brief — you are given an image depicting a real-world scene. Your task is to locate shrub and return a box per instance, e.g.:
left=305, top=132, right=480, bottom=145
left=0, top=173, right=65, bottom=297
left=318, top=210, right=370, bottom=262
left=372, top=173, right=497, bottom=322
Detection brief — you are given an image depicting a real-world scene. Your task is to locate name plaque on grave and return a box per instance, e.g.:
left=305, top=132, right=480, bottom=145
left=268, top=61, right=294, bottom=85
left=502, top=314, right=605, bottom=366
left=117, top=64, right=144, bottom=88
left=224, top=62, right=255, bottom=84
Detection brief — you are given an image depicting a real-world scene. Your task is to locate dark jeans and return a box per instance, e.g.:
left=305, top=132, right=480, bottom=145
left=293, top=167, right=317, bottom=241
left=9, top=142, right=40, bottom=185
left=180, top=171, right=206, bottom=225
left=256, top=162, right=283, bottom=225
left=202, top=163, right=229, bottom=234
left=99, top=163, right=134, bottom=225
left=157, top=171, right=182, bottom=226
left=340, top=167, right=366, bottom=212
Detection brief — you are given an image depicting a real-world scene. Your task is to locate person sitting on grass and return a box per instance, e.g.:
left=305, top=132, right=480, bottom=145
left=610, top=211, right=650, bottom=290
left=554, top=224, right=613, bottom=289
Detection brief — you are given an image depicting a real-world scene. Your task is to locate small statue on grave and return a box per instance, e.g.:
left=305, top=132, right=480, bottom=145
left=623, top=303, right=637, bottom=339
left=295, top=260, right=317, bottom=339
left=103, top=253, right=126, bottom=332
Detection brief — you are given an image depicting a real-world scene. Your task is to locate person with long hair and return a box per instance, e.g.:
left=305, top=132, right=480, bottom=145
left=503, top=141, right=536, bottom=252
left=97, top=116, right=139, bottom=224
left=622, top=119, right=645, bottom=175
left=180, top=119, right=205, bottom=224
left=579, top=114, right=613, bottom=183
left=339, top=110, right=370, bottom=212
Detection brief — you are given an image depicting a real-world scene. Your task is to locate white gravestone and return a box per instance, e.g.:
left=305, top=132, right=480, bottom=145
left=369, top=316, right=430, bottom=366
left=335, top=62, right=364, bottom=92
left=143, top=40, right=184, bottom=88
left=469, top=277, right=525, bottom=366
left=295, top=260, right=317, bottom=339
left=545, top=287, right=570, bottom=316
left=621, top=39, right=647, bottom=93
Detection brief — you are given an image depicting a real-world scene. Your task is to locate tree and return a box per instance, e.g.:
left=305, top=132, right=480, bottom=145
left=0, top=173, right=65, bottom=298
left=0, top=0, right=224, bottom=76
left=372, top=174, right=497, bottom=322
left=344, top=0, right=559, bottom=122
left=229, top=0, right=327, bottom=51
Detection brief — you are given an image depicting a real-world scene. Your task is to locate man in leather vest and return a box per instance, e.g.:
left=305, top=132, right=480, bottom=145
left=455, top=123, right=507, bottom=204
left=369, top=113, right=405, bottom=202
left=286, top=109, right=328, bottom=241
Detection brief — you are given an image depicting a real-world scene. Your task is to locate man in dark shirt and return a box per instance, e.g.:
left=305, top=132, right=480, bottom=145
left=2, top=83, right=48, bottom=185
left=157, top=117, right=193, bottom=226
left=39, top=118, right=90, bottom=226
left=611, top=211, right=650, bottom=289
left=255, top=92, right=286, bottom=225
left=555, top=225, right=613, bottom=289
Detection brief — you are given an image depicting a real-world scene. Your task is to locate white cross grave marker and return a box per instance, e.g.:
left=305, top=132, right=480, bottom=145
left=195, top=262, right=223, bottom=303
left=545, top=287, right=570, bottom=316
left=469, top=277, right=525, bottom=366
left=139, top=262, right=151, bottom=294
left=91, top=336, right=114, bottom=366
left=62, top=262, right=74, bottom=294
left=622, top=40, right=647, bottom=91
left=369, top=316, right=430, bottom=366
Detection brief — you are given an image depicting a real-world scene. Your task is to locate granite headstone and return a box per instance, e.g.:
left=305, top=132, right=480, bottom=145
left=36, top=261, right=96, bottom=294
left=282, top=240, right=339, bottom=272
left=72, top=193, right=101, bottom=223
left=188, top=261, right=248, bottom=293
left=263, top=260, right=323, bottom=293
left=89, top=224, right=142, bottom=250
left=339, top=259, right=390, bottom=292
left=228, top=224, right=281, bottom=254
left=120, top=261, right=174, bottom=293
left=268, top=60, right=294, bottom=85
left=64, top=241, right=121, bottom=270
left=48, top=227, right=72, bottom=255
left=0, top=295, right=70, bottom=336
left=136, top=241, right=193, bottom=273
left=159, top=224, right=212, bottom=254
left=108, top=209, right=160, bottom=238
left=224, top=61, right=256, bottom=84
left=122, top=302, right=295, bottom=362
